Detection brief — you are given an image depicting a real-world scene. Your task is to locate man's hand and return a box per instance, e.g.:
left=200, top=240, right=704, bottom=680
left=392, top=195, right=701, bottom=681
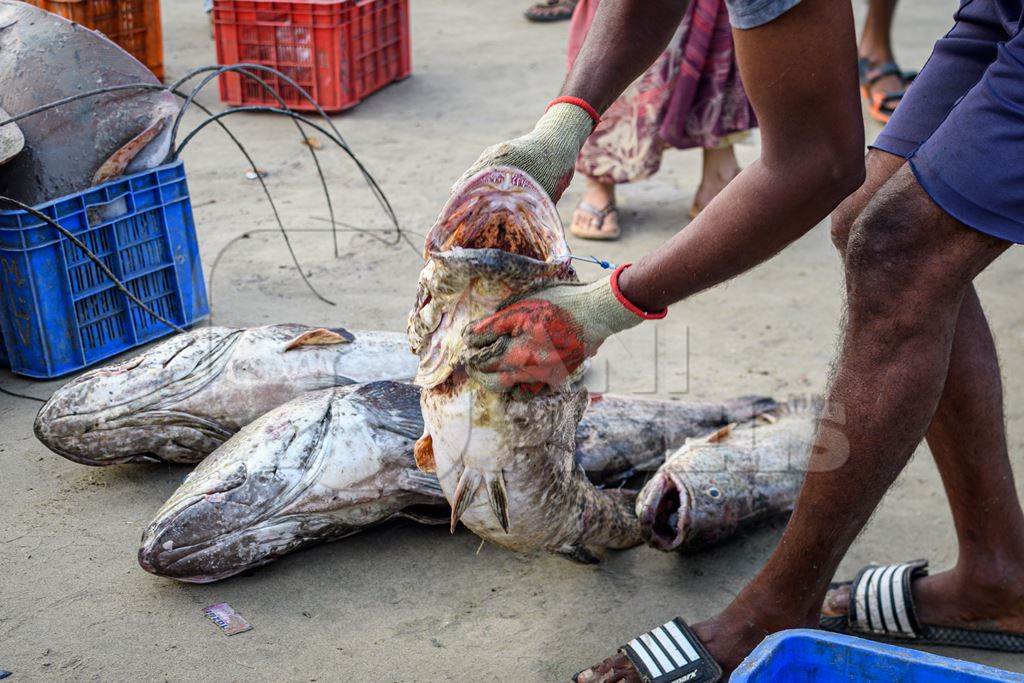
left=455, top=101, right=596, bottom=201
left=463, top=266, right=664, bottom=392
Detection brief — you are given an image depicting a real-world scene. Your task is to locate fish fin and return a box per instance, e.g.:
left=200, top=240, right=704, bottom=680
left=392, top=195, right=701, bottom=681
left=351, top=381, right=425, bottom=440
left=414, top=433, right=436, bottom=473
left=485, top=469, right=510, bottom=533
left=283, top=327, right=355, bottom=351
left=705, top=424, right=735, bottom=443
left=722, top=395, right=779, bottom=423
left=450, top=467, right=482, bottom=534
left=92, top=115, right=167, bottom=185
left=395, top=506, right=449, bottom=525
left=557, top=544, right=601, bottom=564
left=400, top=468, right=444, bottom=497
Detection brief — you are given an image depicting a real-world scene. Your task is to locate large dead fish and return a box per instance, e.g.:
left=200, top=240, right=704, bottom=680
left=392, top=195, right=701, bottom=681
left=636, top=398, right=819, bottom=552
left=138, top=381, right=773, bottom=582
left=408, top=166, right=638, bottom=562
left=34, top=325, right=418, bottom=465
left=0, top=0, right=177, bottom=203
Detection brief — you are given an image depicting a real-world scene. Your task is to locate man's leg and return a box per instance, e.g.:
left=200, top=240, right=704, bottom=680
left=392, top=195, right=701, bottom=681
left=689, top=164, right=1015, bottom=672
left=827, top=151, right=1024, bottom=631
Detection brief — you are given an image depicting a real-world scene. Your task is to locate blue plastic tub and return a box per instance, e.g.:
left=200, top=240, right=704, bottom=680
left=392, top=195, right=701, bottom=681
left=0, top=160, right=208, bottom=378
left=733, top=630, right=1023, bottom=682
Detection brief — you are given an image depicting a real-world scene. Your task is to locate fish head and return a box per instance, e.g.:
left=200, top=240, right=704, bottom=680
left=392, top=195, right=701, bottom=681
left=33, top=328, right=242, bottom=465
left=636, top=465, right=699, bottom=552
left=137, top=389, right=350, bottom=582
left=409, top=166, right=575, bottom=388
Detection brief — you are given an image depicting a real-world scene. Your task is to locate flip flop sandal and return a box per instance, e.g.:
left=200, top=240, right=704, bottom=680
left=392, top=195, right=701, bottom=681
left=858, top=58, right=911, bottom=124
left=819, top=560, right=1024, bottom=653
left=524, top=0, right=577, bottom=22
left=574, top=617, right=723, bottom=683
left=570, top=200, right=620, bottom=241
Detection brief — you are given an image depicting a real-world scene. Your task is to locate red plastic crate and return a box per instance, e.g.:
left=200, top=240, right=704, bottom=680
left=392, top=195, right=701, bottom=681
left=27, top=0, right=164, bottom=80
left=213, top=0, right=411, bottom=112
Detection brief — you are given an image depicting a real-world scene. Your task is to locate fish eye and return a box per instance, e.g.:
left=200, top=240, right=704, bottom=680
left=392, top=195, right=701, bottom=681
left=706, top=487, right=721, bottom=499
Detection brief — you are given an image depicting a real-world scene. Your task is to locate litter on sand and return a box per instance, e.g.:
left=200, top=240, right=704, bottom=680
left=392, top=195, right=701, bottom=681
left=203, top=603, right=252, bottom=636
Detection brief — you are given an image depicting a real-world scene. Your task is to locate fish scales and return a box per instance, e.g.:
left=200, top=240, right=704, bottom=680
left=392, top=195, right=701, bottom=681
left=408, top=167, right=641, bottom=560
left=139, top=380, right=774, bottom=582
left=34, top=324, right=418, bottom=465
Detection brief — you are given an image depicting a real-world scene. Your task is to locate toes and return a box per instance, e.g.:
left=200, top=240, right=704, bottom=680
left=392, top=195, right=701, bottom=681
left=821, top=583, right=853, bottom=618
left=574, top=653, right=640, bottom=683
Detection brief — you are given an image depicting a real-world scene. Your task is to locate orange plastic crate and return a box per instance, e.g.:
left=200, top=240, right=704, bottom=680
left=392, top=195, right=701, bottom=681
left=27, top=0, right=164, bottom=80
left=213, top=0, right=411, bottom=112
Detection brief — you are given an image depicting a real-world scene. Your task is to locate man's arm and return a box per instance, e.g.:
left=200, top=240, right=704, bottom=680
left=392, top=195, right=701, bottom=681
left=615, top=0, right=865, bottom=311
left=455, top=1, right=689, bottom=201
left=464, top=0, right=865, bottom=389
left=561, top=0, right=691, bottom=112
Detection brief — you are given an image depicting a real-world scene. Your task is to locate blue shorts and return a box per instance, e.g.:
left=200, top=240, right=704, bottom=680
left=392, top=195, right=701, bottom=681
left=725, top=0, right=802, bottom=29
left=874, top=0, right=1024, bottom=243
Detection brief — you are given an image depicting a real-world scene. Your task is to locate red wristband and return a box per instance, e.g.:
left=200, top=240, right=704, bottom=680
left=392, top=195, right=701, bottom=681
left=546, top=96, right=601, bottom=127
left=610, top=263, right=668, bottom=320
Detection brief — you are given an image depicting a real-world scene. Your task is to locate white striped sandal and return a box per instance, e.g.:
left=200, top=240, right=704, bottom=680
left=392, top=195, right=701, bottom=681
left=819, top=560, right=1024, bottom=653
left=575, top=617, right=722, bottom=683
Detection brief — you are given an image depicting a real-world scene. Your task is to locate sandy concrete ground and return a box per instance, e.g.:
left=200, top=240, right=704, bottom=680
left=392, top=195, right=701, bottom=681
left=3, top=0, right=1024, bottom=679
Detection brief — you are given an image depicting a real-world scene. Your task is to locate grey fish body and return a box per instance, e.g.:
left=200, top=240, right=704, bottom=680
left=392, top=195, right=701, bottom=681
left=0, top=0, right=178, bottom=203
left=409, top=167, right=641, bottom=560
left=35, top=324, right=418, bottom=465
left=139, top=382, right=442, bottom=583
left=636, top=398, right=819, bottom=552
left=575, top=393, right=778, bottom=485
left=139, top=378, right=771, bottom=582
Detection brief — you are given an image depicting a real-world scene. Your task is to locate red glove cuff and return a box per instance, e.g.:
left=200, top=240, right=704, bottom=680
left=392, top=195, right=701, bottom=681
left=610, top=263, right=668, bottom=320
left=546, top=96, right=601, bottom=128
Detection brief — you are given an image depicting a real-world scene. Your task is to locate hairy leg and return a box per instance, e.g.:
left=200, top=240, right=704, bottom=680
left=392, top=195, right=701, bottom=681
left=693, top=164, right=1013, bottom=673
left=829, top=152, right=1024, bottom=629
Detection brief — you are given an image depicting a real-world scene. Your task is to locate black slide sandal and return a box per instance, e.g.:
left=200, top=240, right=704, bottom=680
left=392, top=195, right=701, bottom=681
left=618, top=617, right=723, bottom=683
left=820, top=560, right=1024, bottom=653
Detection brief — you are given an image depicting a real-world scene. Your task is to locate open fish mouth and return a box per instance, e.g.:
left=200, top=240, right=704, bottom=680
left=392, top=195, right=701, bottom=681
left=425, top=166, right=570, bottom=264
left=409, top=166, right=575, bottom=390
left=637, top=473, right=692, bottom=551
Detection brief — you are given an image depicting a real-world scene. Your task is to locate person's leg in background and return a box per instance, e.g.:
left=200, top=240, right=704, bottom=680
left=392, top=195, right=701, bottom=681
left=858, top=0, right=914, bottom=122
left=690, top=143, right=742, bottom=219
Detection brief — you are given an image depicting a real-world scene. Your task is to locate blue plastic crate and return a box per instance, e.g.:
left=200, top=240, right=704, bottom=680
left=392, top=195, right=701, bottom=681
left=0, top=160, right=208, bottom=378
left=733, top=630, right=1023, bottom=682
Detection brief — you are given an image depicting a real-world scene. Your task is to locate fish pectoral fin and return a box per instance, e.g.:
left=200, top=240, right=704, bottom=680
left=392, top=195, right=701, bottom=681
left=414, top=433, right=436, bottom=473
left=450, top=467, right=483, bottom=534
left=485, top=470, right=510, bottom=533
left=557, top=544, right=601, bottom=564
left=400, top=468, right=444, bottom=498
left=283, top=327, right=355, bottom=351
left=92, top=115, right=168, bottom=185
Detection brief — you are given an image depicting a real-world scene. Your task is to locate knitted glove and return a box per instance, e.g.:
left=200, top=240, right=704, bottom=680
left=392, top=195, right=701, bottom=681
left=456, top=100, right=597, bottom=201
left=463, top=264, right=666, bottom=391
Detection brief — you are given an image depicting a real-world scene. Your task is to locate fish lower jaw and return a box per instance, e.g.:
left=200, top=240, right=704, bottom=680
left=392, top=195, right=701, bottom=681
left=637, top=474, right=691, bottom=552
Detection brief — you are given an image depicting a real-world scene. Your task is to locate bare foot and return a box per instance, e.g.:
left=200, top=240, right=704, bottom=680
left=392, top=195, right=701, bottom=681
left=571, top=177, right=620, bottom=240
left=823, top=564, right=1024, bottom=633
left=690, top=146, right=741, bottom=219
